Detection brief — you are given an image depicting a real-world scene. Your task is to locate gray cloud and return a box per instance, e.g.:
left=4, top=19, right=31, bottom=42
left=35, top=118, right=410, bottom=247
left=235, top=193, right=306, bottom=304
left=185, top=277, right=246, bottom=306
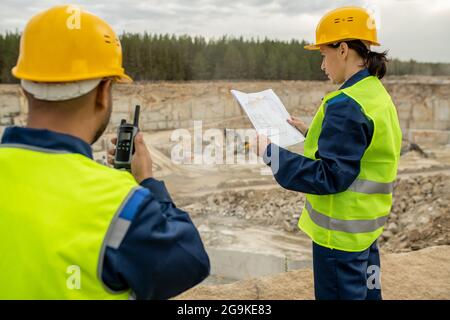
left=0, top=0, right=448, bottom=62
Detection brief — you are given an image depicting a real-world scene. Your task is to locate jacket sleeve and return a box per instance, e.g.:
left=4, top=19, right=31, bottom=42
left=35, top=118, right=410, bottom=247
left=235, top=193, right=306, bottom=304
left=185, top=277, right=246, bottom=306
left=101, top=178, right=210, bottom=300
left=263, top=93, right=373, bottom=195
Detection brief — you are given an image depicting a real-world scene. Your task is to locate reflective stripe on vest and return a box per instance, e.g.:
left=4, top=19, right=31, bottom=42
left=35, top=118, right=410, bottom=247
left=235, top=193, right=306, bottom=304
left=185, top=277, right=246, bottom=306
left=305, top=200, right=388, bottom=233
left=348, top=178, right=394, bottom=194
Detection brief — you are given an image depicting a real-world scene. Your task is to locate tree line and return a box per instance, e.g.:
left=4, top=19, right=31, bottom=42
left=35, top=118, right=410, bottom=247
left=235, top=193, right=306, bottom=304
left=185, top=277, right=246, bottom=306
left=0, top=32, right=449, bottom=83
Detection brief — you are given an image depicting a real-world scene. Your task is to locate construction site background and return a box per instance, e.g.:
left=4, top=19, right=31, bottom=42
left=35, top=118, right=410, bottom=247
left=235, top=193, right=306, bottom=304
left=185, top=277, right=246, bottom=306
left=1, top=75, right=449, bottom=299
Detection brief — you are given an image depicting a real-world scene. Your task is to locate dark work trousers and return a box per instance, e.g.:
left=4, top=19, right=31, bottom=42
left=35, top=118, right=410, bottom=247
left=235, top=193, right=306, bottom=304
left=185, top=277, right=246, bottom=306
left=312, top=240, right=382, bottom=300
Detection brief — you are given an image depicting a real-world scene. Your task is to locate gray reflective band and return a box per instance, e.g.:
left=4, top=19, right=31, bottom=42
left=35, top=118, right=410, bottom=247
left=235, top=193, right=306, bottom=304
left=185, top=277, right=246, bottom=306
left=305, top=201, right=388, bottom=233
left=106, top=218, right=131, bottom=249
left=98, top=186, right=142, bottom=295
left=348, top=178, right=394, bottom=194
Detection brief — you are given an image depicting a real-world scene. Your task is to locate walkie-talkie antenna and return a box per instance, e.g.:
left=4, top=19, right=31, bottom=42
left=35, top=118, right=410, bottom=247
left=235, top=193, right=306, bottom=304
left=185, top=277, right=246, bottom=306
left=133, top=105, right=140, bottom=127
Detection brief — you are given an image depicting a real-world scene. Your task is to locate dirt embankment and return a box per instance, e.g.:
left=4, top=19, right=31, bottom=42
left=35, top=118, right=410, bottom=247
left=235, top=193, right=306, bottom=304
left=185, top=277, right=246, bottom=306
left=177, top=246, right=450, bottom=300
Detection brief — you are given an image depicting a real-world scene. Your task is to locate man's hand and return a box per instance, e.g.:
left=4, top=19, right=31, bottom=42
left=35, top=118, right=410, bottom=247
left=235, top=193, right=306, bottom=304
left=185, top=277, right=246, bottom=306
left=108, top=132, right=153, bottom=183
left=256, top=134, right=271, bottom=157
left=131, top=132, right=153, bottom=183
left=287, top=116, right=308, bottom=135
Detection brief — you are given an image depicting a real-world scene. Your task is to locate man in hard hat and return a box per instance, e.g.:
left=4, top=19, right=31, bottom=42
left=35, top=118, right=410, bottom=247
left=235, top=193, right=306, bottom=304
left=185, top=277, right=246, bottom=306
left=258, top=7, right=402, bottom=299
left=0, top=5, right=210, bottom=299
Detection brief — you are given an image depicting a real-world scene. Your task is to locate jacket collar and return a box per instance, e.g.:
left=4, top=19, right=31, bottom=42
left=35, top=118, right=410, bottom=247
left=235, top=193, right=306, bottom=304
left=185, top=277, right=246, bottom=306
left=339, top=68, right=370, bottom=90
left=1, top=126, right=93, bottom=159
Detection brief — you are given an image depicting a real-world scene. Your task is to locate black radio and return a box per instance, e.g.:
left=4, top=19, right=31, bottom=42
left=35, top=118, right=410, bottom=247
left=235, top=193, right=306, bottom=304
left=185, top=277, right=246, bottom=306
left=114, top=105, right=140, bottom=170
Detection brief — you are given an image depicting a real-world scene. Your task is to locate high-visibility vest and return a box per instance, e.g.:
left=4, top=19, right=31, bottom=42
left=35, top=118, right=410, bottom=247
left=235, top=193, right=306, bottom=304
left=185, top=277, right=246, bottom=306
left=298, top=75, right=402, bottom=252
left=0, top=144, right=142, bottom=299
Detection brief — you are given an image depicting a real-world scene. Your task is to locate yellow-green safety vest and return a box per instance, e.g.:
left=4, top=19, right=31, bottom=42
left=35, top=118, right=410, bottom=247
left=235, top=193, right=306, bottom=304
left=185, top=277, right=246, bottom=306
left=0, top=144, right=140, bottom=299
left=298, top=75, right=402, bottom=252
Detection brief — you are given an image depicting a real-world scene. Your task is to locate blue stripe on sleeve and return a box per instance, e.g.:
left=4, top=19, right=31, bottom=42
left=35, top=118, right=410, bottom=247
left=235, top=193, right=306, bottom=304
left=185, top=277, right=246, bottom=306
left=118, top=188, right=151, bottom=221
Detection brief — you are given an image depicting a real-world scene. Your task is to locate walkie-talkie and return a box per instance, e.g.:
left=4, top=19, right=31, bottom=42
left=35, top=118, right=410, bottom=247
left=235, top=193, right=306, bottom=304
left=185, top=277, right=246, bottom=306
left=114, top=105, right=140, bottom=170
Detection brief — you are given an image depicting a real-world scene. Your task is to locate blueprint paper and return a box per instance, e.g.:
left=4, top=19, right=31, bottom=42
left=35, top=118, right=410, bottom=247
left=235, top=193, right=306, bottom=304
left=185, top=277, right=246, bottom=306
left=231, top=89, right=305, bottom=148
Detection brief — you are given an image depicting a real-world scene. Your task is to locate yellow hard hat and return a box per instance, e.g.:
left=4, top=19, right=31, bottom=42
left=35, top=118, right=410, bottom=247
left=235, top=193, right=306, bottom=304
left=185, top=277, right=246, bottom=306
left=304, top=6, right=380, bottom=50
left=12, top=5, right=132, bottom=82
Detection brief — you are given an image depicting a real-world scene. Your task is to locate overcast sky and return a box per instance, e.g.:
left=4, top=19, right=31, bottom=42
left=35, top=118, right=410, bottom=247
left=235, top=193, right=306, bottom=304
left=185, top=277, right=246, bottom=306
left=0, top=0, right=449, bottom=63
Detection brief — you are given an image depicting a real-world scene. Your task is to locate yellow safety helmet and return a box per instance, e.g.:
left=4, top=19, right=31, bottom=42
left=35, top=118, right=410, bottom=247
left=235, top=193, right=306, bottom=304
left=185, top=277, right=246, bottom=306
left=304, top=6, right=380, bottom=50
left=12, top=5, right=132, bottom=83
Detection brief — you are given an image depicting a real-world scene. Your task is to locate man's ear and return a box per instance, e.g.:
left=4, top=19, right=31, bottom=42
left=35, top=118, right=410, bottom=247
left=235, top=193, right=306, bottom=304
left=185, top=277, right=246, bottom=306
left=95, top=79, right=112, bottom=112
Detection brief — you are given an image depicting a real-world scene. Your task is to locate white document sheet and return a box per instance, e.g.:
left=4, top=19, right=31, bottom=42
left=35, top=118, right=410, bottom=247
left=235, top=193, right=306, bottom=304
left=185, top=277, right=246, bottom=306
left=231, top=89, right=305, bottom=148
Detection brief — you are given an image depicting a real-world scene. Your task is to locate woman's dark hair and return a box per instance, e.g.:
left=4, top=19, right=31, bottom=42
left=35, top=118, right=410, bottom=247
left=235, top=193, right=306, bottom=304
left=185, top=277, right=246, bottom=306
left=328, top=40, right=388, bottom=79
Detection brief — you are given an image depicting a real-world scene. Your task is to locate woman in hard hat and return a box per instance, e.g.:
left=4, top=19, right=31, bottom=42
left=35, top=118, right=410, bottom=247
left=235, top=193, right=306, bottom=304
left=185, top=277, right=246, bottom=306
left=258, top=7, right=402, bottom=300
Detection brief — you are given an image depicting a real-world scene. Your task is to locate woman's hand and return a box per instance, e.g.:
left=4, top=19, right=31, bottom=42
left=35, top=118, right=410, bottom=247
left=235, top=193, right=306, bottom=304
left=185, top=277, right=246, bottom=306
left=287, top=116, right=308, bottom=135
left=256, top=134, right=271, bottom=157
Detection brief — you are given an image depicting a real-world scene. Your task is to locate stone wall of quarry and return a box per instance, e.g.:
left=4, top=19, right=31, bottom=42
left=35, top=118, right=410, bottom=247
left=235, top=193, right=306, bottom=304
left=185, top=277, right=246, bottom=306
left=1, top=77, right=450, bottom=146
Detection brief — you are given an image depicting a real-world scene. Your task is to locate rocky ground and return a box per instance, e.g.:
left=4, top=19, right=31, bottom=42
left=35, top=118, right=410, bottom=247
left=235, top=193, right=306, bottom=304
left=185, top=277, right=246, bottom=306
left=379, top=173, right=450, bottom=252
left=179, top=187, right=304, bottom=233
left=179, top=170, right=450, bottom=254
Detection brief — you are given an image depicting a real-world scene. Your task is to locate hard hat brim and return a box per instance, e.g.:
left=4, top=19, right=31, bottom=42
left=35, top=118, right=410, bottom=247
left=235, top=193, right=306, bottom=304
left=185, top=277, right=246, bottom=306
left=116, top=73, right=133, bottom=83
left=304, top=39, right=381, bottom=51
left=12, top=66, right=133, bottom=83
left=304, top=44, right=320, bottom=51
